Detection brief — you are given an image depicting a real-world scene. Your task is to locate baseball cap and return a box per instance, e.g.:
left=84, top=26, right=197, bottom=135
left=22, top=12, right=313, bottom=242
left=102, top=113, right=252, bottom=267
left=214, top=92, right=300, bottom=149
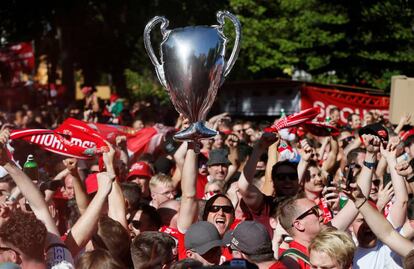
left=184, top=221, right=222, bottom=255
left=359, top=123, right=389, bottom=143
left=127, top=162, right=153, bottom=181
left=207, top=149, right=231, bottom=166
left=225, top=221, right=273, bottom=255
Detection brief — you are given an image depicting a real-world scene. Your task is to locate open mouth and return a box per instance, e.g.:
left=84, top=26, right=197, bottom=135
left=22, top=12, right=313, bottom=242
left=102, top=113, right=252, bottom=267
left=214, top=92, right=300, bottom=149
left=215, top=218, right=226, bottom=229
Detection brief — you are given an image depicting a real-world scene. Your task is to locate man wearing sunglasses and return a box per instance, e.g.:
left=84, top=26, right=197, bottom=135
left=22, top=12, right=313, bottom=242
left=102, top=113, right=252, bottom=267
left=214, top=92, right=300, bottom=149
left=278, top=197, right=323, bottom=268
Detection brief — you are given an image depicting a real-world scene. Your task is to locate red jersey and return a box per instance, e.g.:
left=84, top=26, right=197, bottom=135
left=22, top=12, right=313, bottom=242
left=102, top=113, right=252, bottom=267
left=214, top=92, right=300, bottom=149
left=280, top=240, right=310, bottom=269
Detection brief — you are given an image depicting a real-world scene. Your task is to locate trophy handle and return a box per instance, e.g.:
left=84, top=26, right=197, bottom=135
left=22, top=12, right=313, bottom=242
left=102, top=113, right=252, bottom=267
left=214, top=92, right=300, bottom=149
left=216, top=11, right=242, bottom=78
left=143, top=16, right=170, bottom=88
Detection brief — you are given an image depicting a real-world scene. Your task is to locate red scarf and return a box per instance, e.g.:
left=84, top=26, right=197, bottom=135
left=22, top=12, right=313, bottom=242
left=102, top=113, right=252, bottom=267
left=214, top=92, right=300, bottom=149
left=10, top=118, right=108, bottom=159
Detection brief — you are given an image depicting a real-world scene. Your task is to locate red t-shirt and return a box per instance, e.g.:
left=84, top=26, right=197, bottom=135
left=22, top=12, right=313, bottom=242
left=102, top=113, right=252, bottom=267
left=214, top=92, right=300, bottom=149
left=196, top=174, right=208, bottom=199
left=280, top=240, right=310, bottom=269
left=159, top=226, right=186, bottom=260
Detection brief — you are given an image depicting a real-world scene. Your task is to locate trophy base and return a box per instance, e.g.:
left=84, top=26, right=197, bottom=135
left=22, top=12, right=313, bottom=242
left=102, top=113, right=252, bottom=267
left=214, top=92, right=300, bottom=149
left=174, top=121, right=217, bottom=142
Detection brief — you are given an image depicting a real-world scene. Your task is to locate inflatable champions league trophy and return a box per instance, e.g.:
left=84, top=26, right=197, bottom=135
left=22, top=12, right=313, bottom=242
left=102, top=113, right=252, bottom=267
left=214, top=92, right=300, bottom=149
left=144, top=11, right=241, bottom=141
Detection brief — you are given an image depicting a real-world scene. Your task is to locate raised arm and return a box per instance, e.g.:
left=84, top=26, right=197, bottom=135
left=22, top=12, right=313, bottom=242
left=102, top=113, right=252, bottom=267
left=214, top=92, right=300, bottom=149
left=321, top=137, right=338, bottom=173
left=0, top=129, right=60, bottom=245
left=350, top=183, right=413, bottom=257
left=330, top=135, right=380, bottom=230
left=239, top=132, right=278, bottom=212
left=64, top=158, right=89, bottom=214
left=225, top=133, right=240, bottom=181
left=297, top=140, right=315, bottom=183
left=104, top=143, right=128, bottom=230
left=394, top=113, right=411, bottom=134
left=381, top=137, right=409, bottom=228
left=65, top=172, right=114, bottom=256
left=357, top=135, right=380, bottom=197
left=177, top=142, right=198, bottom=233
left=263, top=138, right=280, bottom=196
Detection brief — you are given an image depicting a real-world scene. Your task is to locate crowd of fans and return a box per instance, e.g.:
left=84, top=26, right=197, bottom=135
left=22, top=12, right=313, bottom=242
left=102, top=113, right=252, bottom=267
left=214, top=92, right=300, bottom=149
left=0, top=89, right=414, bottom=269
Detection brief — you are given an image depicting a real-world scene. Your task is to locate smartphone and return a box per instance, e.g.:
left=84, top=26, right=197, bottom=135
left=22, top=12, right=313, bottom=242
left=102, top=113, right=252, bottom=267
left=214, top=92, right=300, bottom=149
left=346, top=164, right=354, bottom=189
left=383, top=173, right=392, bottom=187
left=326, top=174, right=334, bottom=187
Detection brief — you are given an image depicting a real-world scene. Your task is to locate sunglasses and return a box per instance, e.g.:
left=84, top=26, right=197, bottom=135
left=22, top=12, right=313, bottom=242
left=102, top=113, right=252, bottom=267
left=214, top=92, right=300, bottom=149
left=292, top=205, right=319, bottom=226
left=372, top=179, right=381, bottom=187
left=209, top=205, right=234, bottom=214
left=131, top=220, right=141, bottom=230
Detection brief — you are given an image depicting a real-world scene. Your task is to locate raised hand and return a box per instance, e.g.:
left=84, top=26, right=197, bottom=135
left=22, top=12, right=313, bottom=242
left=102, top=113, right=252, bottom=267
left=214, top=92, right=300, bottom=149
left=380, top=137, right=399, bottom=160
left=257, top=132, right=279, bottom=151
left=225, top=133, right=239, bottom=149
left=395, top=161, right=414, bottom=177
left=377, top=181, right=394, bottom=211
left=0, top=129, right=10, bottom=166
left=361, top=134, right=381, bottom=154
left=63, top=158, right=78, bottom=172
left=322, top=185, right=339, bottom=210
left=97, top=172, right=115, bottom=196
left=299, top=139, right=315, bottom=161
left=115, top=135, right=127, bottom=148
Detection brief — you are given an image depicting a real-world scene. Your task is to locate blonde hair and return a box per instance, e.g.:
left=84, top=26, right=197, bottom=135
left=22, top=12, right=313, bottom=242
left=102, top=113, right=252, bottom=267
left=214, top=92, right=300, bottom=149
left=204, top=179, right=225, bottom=193
left=309, top=228, right=356, bottom=269
left=149, top=174, right=173, bottom=191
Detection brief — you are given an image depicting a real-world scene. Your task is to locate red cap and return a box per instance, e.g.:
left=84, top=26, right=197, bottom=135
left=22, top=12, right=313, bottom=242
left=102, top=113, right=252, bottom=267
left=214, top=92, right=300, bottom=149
left=81, top=86, right=93, bottom=95
left=401, top=129, right=414, bottom=141
left=85, top=173, right=98, bottom=194
left=127, top=162, right=153, bottom=181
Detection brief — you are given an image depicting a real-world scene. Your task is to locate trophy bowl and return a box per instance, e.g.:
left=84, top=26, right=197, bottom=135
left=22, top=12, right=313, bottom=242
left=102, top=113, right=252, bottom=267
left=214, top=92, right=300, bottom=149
left=144, top=11, right=241, bottom=141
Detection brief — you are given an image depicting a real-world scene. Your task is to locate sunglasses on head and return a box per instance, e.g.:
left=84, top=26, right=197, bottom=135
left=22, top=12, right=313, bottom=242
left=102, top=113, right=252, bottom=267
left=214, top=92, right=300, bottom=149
left=292, top=205, right=319, bottom=226
left=209, top=205, right=234, bottom=214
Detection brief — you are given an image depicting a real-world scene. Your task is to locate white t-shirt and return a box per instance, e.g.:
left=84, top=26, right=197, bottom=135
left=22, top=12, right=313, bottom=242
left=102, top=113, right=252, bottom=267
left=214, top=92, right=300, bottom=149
left=353, top=228, right=403, bottom=269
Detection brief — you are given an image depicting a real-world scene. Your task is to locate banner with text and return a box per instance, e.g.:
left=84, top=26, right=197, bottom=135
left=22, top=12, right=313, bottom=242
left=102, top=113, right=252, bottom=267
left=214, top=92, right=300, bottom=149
left=300, top=86, right=390, bottom=124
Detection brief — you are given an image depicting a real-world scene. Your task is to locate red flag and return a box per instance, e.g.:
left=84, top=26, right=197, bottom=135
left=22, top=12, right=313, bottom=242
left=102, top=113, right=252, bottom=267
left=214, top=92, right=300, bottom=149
left=87, top=123, right=137, bottom=144
left=10, top=118, right=108, bottom=159
left=301, top=121, right=340, bottom=137
left=264, top=107, right=321, bottom=132
left=126, top=124, right=175, bottom=157
left=127, top=127, right=158, bottom=156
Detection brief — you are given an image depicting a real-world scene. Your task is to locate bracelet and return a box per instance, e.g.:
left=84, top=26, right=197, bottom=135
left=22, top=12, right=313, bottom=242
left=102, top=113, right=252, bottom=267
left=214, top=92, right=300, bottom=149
left=363, top=161, right=376, bottom=169
left=356, top=197, right=368, bottom=210
left=406, top=175, right=414, bottom=183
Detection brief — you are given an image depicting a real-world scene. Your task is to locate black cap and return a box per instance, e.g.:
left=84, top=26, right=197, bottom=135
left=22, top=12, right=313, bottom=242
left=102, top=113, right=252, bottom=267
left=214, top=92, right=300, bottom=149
left=359, top=123, right=389, bottom=142
left=207, top=149, right=231, bottom=166
left=154, top=157, right=174, bottom=175
left=224, top=221, right=273, bottom=255
left=184, top=221, right=222, bottom=255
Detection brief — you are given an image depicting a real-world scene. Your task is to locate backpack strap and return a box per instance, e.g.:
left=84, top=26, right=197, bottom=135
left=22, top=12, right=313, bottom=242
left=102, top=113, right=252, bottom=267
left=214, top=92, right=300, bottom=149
left=280, top=248, right=311, bottom=265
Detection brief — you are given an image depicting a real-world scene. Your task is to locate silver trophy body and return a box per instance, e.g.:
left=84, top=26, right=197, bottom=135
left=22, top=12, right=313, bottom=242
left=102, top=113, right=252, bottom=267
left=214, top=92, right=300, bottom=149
left=144, top=11, right=241, bottom=141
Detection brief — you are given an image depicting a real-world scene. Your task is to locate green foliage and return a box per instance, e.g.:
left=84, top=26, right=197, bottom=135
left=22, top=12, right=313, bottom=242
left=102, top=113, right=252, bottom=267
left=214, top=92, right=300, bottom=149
left=229, top=0, right=414, bottom=90
left=0, top=0, right=413, bottom=94
left=229, top=0, right=348, bottom=74
left=124, top=69, right=169, bottom=105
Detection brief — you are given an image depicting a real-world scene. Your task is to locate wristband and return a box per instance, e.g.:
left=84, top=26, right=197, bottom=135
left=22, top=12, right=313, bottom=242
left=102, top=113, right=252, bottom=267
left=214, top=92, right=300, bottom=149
left=363, top=160, right=376, bottom=169
left=356, top=197, right=368, bottom=209
left=407, top=175, right=414, bottom=183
